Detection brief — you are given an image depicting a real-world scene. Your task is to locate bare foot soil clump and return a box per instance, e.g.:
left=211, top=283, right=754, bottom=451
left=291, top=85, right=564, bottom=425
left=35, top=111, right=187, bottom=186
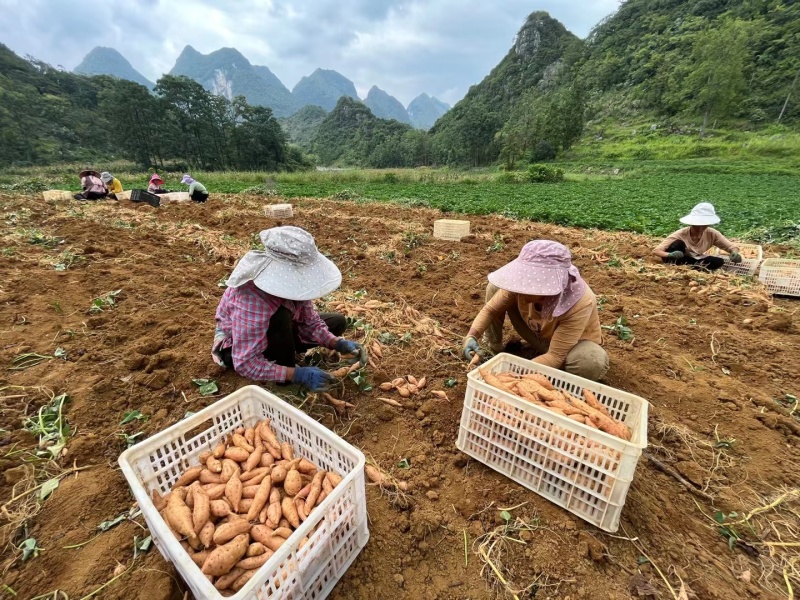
left=1, top=192, right=798, bottom=599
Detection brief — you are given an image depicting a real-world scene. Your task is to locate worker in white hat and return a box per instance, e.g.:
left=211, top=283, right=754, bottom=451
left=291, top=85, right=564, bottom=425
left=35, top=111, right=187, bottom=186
left=653, top=202, right=742, bottom=271
left=212, top=226, right=366, bottom=391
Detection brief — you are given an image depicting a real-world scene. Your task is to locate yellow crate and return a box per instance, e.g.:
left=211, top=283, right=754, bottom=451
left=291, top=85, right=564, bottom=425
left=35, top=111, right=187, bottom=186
left=433, top=219, right=470, bottom=241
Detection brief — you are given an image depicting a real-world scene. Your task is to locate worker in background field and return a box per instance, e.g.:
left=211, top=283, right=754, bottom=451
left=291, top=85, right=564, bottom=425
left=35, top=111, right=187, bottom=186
left=181, top=174, right=209, bottom=203
left=100, top=171, right=123, bottom=199
left=148, top=173, right=169, bottom=195
left=74, top=169, right=108, bottom=201
left=653, top=202, right=742, bottom=271
left=212, top=226, right=366, bottom=391
left=462, top=240, right=609, bottom=381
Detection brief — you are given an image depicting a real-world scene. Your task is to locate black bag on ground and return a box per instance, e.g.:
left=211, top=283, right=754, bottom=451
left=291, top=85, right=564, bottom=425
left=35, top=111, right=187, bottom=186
left=130, top=189, right=160, bottom=208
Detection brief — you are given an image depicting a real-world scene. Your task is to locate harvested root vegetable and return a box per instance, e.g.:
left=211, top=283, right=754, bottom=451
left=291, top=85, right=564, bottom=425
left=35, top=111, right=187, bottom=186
left=214, top=567, right=245, bottom=591
left=397, top=387, right=410, bottom=398
left=245, top=443, right=263, bottom=472
left=202, top=534, right=249, bottom=577
left=378, top=382, right=394, bottom=391
left=207, top=455, right=223, bottom=474
left=379, top=397, right=403, bottom=408
left=152, top=489, right=167, bottom=511
left=468, top=353, right=481, bottom=369
left=284, top=469, right=303, bottom=496
left=331, top=366, right=350, bottom=378
left=246, top=476, right=272, bottom=521
left=163, top=489, right=198, bottom=543
left=240, top=467, right=268, bottom=483
left=213, top=517, right=251, bottom=545
left=209, top=500, right=231, bottom=518
left=220, top=459, right=240, bottom=483
left=232, top=569, right=258, bottom=592
left=225, top=472, right=243, bottom=513
left=224, top=447, right=250, bottom=463
left=326, top=472, right=343, bottom=488
left=199, top=521, right=215, bottom=548
left=174, top=466, right=203, bottom=488
left=281, top=496, right=300, bottom=528
left=371, top=341, right=383, bottom=358
left=582, top=389, right=612, bottom=419
left=200, top=470, right=223, bottom=484
left=407, top=384, right=419, bottom=395
left=296, top=459, right=317, bottom=475
left=390, top=377, right=405, bottom=388
left=430, top=390, right=449, bottom=401
left=191, top=483, right=210, bottom=534
left=305, top=471, right=326, bottom=514
left=280, top=442, right=294, bottom=461
left=237, top=551, right=274, bottom=570
left=322, top=393, right=355, bottom=414
left=417, top=377, right=427, bottom=389
left=259, top=421, right=280, bottom=450
left=365, top=464, right=408, bottom=491
left=407, top=375, right=418, bottom=385
left=232, top=434, right=255, bottom=453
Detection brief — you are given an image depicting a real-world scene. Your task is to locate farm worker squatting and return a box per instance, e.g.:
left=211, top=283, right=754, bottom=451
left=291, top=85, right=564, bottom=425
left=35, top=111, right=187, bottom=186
left=653, top=202, right=742, bottom=271
left=100, top=171, right=123, bottom=197
left=212, top=226, right=366, bottom=391
left=181, top=174, right=209, bottom=203
left=462, top=240, right=609, bottom=382
left=74, top=169, right=109, bottom=201
left=148, top=173, right=169, bottom=195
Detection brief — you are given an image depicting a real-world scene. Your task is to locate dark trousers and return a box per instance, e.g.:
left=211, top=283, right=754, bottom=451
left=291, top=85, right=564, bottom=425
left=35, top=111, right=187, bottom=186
left=220, top=307, right=346, bottom=369
left=663, top=240, right=725, bottom=271
left=73, top=191, right=108, bottom=201
left=191, top=190, right=209, bottom=203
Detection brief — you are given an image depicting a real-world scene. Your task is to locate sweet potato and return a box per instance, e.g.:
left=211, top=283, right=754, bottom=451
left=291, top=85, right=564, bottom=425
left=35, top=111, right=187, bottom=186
left=567, top=414, right=586, bottom=424
left=417, top=376, right=427, bottom=389
left=249, top=524, right=274, bottom=545
left=200, top=470, right=223, bottom=484
left=246, top=542, right=267, bottom=557
left=260, top=453, right=275, bottom=468
left=390, top=377, right=405, bottom=388
left=244, top=427, right=256, bottom=447
left=202, top=483, right=226, bottom=500
left=279, top=442, right=294, bottom=461
left=246, top=475, right=272, bottom=522
left=191, top=483, right=210, bottom=534
left=263, top=535, right=287, bottom=552
left=238, top=498, right=254, bottom=514
left=242, top=485, right=260, bottom=499
left=220, top=459, right=240, bottom=483
left=582, top=389, right=612, bottom=419
left=231, top=433, right=254, bottom=454
left=224, top=447, right=250, bottom=463
left=236, top=551, right=274, bottom=570
left=231, top=569, right=258, bottom=592
left=190, top=549, right=210, bottom=567
left=259, top=421, right=281, bottom=450
left=284, top=469, right=303, bottom=496
left=199, top=520, right=215, bottom=548
left=326, top=472, right=343, bottom=488
left=206, top=455, right=223, bottom=474
left=273, top=527, right=293, bottom=539
left=378, top=382, right=394, bottom=391
left=406, top=375, right=418, bottom=385
left=294, top=496, right=308, bottom=522
left=199, top=450, right=212, bottom=464
left=296, top=458, right=317, bottom=475
left=245, top=443, right=263, bottom=473
left=174, top=466, right=203, bottom=488
left=212, top=442, right=226, bottom=459
left=304, top=471, right=325, bottom=514
left=235, top=426, right=245, bottom=435
left=278, top=518, right=291, bottom=529
left=267, top=501, right=281, bottom=526
left=240, top=466, right=268, bottom=482
left=214, top=567, right=244, bottom=591
left=281, top=496, right=300, bottom=528
left=152, top=489, right=167, bottom=511
left=213, top=517, right=251, bottom=545
left=163, top=488, right=197, bottom=542
left=430, top=390, right=449, bottom=400
left=202, top=533, right=249, bottom=577
left=522, top=373, right=556, bottom=390
left=225, top=472, right=243, bottom=513
left=210, top=500, right=232, bottom=518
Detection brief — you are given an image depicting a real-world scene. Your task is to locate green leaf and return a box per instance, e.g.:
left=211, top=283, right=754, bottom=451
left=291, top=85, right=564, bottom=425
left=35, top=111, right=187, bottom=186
left=120, top=410, right=148, bottom=425
left=499, top=510, right=512, bottom=522
left=134, top=535, right=152, bottom=554
left=637, top=555, right=650, bottom=565
left=98, top=514, right=127, bottom=531
left=192, top=378, right=218, bottom=396
left=397, top=458, right=411, bottom=469
left=39, top=478, right=59, bottom=500
left=54, top=347, right=68, bottom=360
left=445, top=377, right=458, bottom=388
left=714, top=511, right=726, bottom=524
left=19, top=538, right=40, bottom=561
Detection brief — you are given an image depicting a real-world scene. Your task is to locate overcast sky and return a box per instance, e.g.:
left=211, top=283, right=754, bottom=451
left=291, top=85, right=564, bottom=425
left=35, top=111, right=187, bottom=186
left=0, top=0, right=620, bottom=106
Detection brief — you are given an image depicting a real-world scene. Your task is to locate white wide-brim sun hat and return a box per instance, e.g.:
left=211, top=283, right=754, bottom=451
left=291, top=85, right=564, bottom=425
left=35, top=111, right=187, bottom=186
left=680, top=202, right=720, bottom=226
left=226, top=226, right=342, bottom=301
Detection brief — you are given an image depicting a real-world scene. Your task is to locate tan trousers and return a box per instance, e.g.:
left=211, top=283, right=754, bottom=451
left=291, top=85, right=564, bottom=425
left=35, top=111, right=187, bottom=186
left=483, top=283, right=609, bottom=381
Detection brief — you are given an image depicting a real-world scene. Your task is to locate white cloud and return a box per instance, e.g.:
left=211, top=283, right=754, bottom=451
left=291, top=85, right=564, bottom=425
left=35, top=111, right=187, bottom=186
left=0, top=0, right=620, bottom=105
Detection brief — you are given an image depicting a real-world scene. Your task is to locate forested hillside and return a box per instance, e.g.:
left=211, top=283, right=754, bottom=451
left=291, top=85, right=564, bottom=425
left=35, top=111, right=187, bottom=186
left=74, top=47, right=154, bottom=89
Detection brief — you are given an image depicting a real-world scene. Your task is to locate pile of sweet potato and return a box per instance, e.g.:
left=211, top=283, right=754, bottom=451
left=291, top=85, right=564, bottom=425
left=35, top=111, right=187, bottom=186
left=479, top=369, right=632, bottom=441
left=152, top=419, right=342, bottom=595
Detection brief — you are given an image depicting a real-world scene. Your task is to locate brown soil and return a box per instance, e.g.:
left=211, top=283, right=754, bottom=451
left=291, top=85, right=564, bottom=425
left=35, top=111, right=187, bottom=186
left=1, top=192, right=798, bottom=600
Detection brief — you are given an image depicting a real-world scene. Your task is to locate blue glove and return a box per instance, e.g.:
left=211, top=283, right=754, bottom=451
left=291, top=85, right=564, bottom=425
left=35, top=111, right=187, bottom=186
left=292, top=366, right=334, bottom=392
left=729, top=251, right=743, bottom=264
left=335, top=338, right=367, bottom=366
left=667, top=250, right=684, bottom=260
left=463, top=336, right=481, bottom=361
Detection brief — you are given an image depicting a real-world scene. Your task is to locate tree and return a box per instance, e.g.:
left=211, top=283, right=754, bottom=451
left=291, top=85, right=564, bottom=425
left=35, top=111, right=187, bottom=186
left=686, top=18, right=753, bottom=134
left=99, top=80, right=166, bottom=167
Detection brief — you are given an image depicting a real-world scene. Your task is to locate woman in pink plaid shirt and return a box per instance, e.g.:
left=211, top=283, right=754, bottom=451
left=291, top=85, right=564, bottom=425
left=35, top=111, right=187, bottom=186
left=213, top=227, right=366, bottom=391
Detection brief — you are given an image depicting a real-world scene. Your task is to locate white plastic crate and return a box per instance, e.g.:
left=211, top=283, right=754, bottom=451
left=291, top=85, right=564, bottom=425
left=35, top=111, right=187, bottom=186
left=759, top=258, right=800, bottom=297
left=163, top=192, right=191, bottom=203
left=457, top=353, right=649, bottom=532
left=708, top=243, right=763, bottom=277
left=433, top=219, right=470, bottom=241
left=116, top=190, right=132, bottom=201
left=42, top=190, right=73, bottom=201
left=266, top=203, right=294, bottom=218
left=118, top=385, right=368, bottom=600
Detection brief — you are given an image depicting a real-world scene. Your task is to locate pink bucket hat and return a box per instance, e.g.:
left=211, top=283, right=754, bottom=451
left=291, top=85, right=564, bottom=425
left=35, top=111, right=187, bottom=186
left=488, top=240, right=586, bottom=318
left=149, top=173, right=163, bottom=184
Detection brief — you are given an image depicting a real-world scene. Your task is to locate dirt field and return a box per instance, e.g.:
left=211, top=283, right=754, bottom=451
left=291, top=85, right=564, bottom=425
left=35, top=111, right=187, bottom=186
left=1, top=191, right=798, bottom=600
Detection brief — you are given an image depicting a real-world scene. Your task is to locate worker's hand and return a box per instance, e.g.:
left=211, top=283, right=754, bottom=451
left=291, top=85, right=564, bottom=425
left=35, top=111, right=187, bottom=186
left=729, top=251, right=743, bottom=264
left=292, top=366, right=334, bottom=392
left=462, top=336, right=482, bottom=361
left=335, top=338, right=367, bottom=366
left=667, top=250, right=684, bottom=260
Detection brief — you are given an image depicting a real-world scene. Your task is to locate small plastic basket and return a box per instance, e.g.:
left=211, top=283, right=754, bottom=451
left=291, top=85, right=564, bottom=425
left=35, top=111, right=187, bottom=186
left=708, top=243, right=763, bottom=277
left=118, top=385, right=368, bottom=599
left=163, top=192, right=191, bottom=203
left=116, top=190, right=132, bottom=201
left=42, top=190, right=73, bottom=201
left=457, top=353, right=649, bottom=532
left=433, top=219, right=470, bottom=241
left=265, top=203, right=294, bottom=218
left=758, top=258, right=800, bottom=297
